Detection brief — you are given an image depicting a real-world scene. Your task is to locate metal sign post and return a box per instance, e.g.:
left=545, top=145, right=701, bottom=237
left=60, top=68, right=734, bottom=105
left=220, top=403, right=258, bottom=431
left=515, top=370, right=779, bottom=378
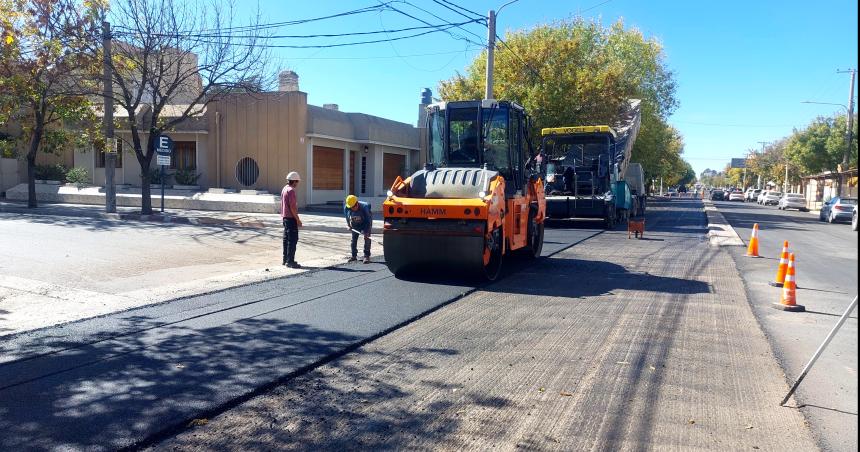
left=156, top=135, right=173, bottom=213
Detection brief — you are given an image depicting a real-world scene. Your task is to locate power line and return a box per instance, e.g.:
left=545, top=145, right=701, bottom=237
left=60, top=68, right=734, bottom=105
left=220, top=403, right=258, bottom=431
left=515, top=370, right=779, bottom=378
left=113, top=3, right=392, bottom=35
left=430, top=0, right=484, bottom=23
left=115, top=19, right=482, bottom=40
left=189, top=22, right=478, bottom=49
left=272, top=47, right=482, bottom=60
left=577, top=0, right=613, bottom=15
left=495, top=33, right=545, bottom=82
left=382, top=1, right=486, bottom=48
left=400, top=0, right=486, bottom=46
left=438, top=0, right=484, bottom=19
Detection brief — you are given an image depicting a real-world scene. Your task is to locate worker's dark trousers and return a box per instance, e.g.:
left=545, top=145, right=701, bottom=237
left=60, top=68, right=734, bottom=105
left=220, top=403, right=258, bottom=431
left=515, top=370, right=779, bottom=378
left=283, top=218, right=299, bottom=264
left=351, top=231, right=371, bottom=258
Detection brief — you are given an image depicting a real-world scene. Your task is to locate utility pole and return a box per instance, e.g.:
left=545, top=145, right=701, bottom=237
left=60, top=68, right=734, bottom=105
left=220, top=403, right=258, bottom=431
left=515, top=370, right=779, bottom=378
left=757, top=141, right=769, bottom=189
left=484, top=1, right=518, bottom=100
left=102, top=20, right=116, bottom=213
left=484, top=9, right=496, bottom=100
left=837, top=69, right=856, bottom=197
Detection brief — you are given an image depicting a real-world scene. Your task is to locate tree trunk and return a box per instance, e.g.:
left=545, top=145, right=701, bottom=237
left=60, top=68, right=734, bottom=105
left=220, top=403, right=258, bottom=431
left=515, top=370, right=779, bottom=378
left=138, top=153, right=153, bottom=214
left=26, top=154, right=37, bottom=208
left=25, top=122, right=44, bottom=209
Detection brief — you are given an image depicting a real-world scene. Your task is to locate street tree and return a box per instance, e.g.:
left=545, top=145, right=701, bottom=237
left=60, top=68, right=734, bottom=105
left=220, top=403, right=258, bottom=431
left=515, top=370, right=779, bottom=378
left=0, top=0, right=100, bottom=207
left=99, top=0, right=271, bottom=214
left=437, top=17, right=686, bottom=185
left=785, top=114, right=858, bottom=175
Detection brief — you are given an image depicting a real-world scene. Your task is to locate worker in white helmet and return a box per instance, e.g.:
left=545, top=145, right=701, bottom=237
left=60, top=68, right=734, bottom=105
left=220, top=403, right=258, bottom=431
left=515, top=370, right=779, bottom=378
left=281, top=171, right=302, bottom=268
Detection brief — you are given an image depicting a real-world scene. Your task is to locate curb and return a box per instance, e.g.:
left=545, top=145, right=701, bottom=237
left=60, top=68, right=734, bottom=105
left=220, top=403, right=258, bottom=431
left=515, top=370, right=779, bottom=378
left=703, top=199, right=744, bottom=247
left=0, top=201, right=383, bottom=234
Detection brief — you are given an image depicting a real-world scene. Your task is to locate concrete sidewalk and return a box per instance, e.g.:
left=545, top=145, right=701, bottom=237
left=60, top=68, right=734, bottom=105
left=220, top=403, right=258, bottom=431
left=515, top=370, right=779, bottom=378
left=0, top=200, right=384, bottom=233
left=0, top=200, right=385, bottom=337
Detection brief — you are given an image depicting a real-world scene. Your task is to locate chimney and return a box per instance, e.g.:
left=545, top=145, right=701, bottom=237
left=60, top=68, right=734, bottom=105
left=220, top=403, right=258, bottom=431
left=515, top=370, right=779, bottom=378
left=278, top=70, right=299, bottom=92
left=418, top=88, right=432, bottom=127
left=323, top=103, right=339, bottom=111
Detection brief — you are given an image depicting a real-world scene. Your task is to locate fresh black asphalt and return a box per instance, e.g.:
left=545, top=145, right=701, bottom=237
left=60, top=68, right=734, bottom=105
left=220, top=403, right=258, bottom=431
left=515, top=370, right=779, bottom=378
left=0, top=219, right=606, bottom=451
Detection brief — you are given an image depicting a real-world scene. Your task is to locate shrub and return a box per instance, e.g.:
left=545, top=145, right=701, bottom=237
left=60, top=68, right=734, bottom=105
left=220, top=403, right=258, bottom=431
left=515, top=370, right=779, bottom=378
left=145, top=167, right=172, bottom=185
left=0, top=138, right=16, bottom=158
left=34, top=164, right=67, bottom=181
left=65, top=167, right=90, bottom=187
left=173, top=168, right=201, bottom=185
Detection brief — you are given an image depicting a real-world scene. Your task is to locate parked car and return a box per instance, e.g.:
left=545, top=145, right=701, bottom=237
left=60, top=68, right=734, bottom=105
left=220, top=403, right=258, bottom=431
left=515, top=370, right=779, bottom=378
left=747, top=189, right=762, bottom=202
left=778, top=193, right=807, bottom=211
left=710, top=189, right=725, bottom=201
left=757, top=190, right=769, bottom=204
left=762, top=191, right=782, bottom=206
left=819, top=197, right=858, bottom=223
left=853, top=205, right=858, bottom=231
left=728, top=190, right=745, bottom=202
left=667, top=188, right=678, bottom=197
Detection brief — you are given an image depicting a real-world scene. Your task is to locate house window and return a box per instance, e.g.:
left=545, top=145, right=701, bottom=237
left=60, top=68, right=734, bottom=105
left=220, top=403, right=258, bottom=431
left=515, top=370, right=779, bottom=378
left=170, top=141, right=196, bottom=170
left=96, top=139, right=123, bottom=168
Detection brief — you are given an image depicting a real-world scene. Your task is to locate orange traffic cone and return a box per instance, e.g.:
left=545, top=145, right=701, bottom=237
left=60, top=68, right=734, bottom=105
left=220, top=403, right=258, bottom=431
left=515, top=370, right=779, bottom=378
left=745, top=223, right=761, bottom=257
left=769, top=240, right=790, bottom=287
left=772, top=253, right=805, bottom=312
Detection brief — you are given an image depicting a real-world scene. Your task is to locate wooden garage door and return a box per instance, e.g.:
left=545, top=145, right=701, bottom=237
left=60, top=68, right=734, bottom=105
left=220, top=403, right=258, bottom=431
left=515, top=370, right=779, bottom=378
left=313, top=146, right=343, bottom=190
left=382, top=153, right=406, bottom=191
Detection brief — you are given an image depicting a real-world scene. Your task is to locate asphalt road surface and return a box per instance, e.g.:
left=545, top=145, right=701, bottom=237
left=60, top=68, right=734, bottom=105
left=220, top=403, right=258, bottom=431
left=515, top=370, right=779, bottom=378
left=714, top=199, right=858, bottom=452
left=0, top=200, right=818, bottom=451
left=0, top=218, right=596, bottom=450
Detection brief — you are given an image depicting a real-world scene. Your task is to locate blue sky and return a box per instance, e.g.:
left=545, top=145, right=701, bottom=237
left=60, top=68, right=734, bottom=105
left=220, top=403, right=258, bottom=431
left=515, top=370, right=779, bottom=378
left=233, top=0, right=858, bottom=176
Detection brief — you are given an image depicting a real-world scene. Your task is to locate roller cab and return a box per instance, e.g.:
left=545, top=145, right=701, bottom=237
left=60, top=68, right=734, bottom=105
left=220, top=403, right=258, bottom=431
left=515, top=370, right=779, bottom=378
left=383, top=100, right=546, bottom=280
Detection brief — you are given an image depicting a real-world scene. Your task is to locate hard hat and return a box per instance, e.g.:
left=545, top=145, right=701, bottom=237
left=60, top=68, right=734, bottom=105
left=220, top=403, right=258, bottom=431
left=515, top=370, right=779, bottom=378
left=286, top=171, right=301, bottom=181
left=345, top=194, right=358, bottom=208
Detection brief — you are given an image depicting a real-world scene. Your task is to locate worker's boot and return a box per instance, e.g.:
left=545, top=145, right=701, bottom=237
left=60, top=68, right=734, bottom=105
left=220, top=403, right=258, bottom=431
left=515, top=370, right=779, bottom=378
left=347, top=256, right=358, bottom=262
left=363, top=256, right=371, bottom=264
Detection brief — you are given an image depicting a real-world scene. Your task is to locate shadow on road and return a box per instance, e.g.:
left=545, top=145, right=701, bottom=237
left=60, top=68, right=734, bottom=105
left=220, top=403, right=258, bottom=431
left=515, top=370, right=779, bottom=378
left=0, top=318, right=371, bottom=450
left=487, top=257, right=710, bottom=298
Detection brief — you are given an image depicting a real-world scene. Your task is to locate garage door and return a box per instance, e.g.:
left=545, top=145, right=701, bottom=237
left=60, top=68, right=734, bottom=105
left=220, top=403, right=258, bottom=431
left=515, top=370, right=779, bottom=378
left=382, top=153, right=406, bottom=191
left=313, top=146, right=343, bottom=190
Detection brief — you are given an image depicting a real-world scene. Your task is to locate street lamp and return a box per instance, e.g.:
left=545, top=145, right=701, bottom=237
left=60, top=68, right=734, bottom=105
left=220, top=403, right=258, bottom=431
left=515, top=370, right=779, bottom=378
left=801, top=100, right=853, bottom=196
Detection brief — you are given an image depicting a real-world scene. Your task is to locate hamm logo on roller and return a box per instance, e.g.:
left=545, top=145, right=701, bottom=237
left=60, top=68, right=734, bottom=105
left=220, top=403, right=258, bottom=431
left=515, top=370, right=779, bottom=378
left=420, top=207, right=447, bottom=216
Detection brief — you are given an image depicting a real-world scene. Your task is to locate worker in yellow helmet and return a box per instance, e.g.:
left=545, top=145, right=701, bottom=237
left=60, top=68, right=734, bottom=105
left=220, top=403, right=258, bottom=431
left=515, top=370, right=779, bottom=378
left=344, top=194, right=372, bottom=263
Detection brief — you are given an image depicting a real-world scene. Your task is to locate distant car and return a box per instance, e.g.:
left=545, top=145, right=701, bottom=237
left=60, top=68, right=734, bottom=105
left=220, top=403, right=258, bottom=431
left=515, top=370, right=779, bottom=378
left=710, top=189, right=725, bottom=201
left=728, top=190, right=745, bottom=202
left=762, top=191, right=782, bottom=206
left=747, top=189, right=762, bottom=202
left=853, top=205, right=858, bottom=231
left=819, top=197, right=857, bottom=223
left=667, top=188, right=678, bottom=197
left=778, top=193, right=807, bottom=211
left=757, top=190, right=768, bottom=204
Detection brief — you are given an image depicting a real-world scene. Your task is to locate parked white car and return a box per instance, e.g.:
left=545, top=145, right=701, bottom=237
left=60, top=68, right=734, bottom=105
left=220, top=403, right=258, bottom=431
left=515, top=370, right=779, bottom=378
left=757, top=190, right=769, bottom=204
left=853, top=205, right=858, bottom=231
left=761, top=191, right=782, bottom=206
left=778, top=193, right=807, bottom=211
left=746, top=188, right=762, bottom=202
left=728, top=190, right=745, bottom=201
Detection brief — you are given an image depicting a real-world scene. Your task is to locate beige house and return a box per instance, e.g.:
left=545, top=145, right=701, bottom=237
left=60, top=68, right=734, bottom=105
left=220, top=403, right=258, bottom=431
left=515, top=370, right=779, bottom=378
left=26, top=71, right=422, bottom=208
